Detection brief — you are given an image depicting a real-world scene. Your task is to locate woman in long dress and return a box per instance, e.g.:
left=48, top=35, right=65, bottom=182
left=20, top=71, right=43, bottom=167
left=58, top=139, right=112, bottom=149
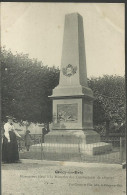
left=2, top=116, right=21, bottom=163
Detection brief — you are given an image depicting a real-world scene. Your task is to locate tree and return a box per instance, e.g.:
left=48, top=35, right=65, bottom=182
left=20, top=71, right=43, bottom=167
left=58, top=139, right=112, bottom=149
left=88, top=75, right=125, bottom=133
left=1, top=47, right=59, bottom=123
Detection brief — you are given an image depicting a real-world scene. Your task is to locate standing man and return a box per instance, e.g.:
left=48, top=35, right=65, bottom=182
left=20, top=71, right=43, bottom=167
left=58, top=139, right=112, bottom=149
left=42, top=124, right=48, bottom=143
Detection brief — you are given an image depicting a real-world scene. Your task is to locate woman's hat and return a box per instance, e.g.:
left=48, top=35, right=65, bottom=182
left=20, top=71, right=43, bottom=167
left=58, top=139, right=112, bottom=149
left=6, top=116, right=13, bottom=119
left=6, top=116, right=16, bottom=120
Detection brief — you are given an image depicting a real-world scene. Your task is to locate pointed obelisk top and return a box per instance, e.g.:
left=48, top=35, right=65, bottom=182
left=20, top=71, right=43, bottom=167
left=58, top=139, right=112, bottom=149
left=52, top=12, right=93, bottom=97
left=60, top=12, right=87, bottom=86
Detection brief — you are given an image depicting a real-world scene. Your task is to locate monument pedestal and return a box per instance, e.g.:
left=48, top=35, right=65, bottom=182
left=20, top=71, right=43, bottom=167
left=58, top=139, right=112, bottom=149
left=42, top=130, right=112, bottom=160
left=47, top=89, right=112, bottom=160
left=44, top=130, right=100, bottom=144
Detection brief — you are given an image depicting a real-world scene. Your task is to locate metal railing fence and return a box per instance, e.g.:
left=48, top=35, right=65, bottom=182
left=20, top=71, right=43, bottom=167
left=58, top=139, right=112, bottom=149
left=18, top=134, right=126, bottom=165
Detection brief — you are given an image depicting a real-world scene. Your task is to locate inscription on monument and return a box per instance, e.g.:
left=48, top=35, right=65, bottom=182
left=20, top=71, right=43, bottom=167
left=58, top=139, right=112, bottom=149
left=57, top=103, right=78, bottom=123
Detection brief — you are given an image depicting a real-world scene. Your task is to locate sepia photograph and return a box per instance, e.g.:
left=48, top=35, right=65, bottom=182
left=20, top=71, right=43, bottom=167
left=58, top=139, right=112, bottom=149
left=1, top=2, right=126, bottom=195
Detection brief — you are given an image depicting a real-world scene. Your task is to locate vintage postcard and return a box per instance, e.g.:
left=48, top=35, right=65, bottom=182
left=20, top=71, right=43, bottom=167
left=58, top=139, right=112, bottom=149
left=1, top=2, right=126, bottom=195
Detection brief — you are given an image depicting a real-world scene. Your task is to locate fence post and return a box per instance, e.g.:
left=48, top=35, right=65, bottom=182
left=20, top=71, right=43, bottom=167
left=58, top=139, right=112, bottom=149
left=120, top=137, right=123, bottom=164
left=40, top=136, right=42, bottom=160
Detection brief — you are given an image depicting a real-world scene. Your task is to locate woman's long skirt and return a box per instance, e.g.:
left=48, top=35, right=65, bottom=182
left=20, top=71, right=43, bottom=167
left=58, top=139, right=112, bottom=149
left=2, top=131, right=19, bottom=163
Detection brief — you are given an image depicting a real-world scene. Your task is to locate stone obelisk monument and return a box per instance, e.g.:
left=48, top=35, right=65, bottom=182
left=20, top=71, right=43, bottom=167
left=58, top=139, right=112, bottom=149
left=44, top=13, right=112, bottom=159
left=51, top=13, right=94, bottom=131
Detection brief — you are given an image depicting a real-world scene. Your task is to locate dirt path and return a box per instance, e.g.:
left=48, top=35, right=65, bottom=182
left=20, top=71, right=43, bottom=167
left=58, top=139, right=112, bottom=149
left=2, top=160, right=126, bottom=195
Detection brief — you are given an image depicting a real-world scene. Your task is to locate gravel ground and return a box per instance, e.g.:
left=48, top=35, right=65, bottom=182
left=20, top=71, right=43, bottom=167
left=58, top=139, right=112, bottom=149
left=2, top=159, right=126, bottom=195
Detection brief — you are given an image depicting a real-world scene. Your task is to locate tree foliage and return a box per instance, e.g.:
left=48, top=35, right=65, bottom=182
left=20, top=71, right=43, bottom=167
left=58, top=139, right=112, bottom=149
left=88, top=75, right=125, bottom=126
left=1, top=47, right=59, bottom=123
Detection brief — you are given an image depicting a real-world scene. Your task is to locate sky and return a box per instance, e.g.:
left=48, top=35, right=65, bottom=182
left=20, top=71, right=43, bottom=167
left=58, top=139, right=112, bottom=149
left=1, top=3, right=125, bottom=77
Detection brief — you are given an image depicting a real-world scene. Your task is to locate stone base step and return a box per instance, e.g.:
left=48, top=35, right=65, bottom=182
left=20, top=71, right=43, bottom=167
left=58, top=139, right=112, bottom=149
left=30, top=142, right=112, bottom=157
left=80, top=142, right=112, bottom=155
left=31, top=143, right=80, bottom=153
left=44, top=130, right=100, bottom=144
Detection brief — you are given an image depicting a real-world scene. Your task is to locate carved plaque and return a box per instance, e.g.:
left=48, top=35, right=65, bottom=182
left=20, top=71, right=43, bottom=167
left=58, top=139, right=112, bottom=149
left=57, top=103, right=78, bottom=123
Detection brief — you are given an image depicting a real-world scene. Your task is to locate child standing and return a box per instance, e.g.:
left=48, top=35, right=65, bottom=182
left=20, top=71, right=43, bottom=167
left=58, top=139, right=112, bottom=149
left=24, top=130, right=32, bottom=151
